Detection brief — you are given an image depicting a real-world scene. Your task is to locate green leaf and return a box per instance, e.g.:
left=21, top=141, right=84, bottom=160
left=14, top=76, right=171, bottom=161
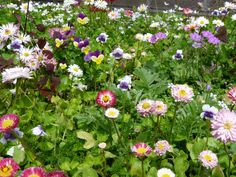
left=13, top=146, right=25, bottom=163
left=147, top=167, right=157, bottom=177
left=77, top=131, right=96, bottom=149
left=174, top=151, right=189, bottom=177
left=82, top=168, right=98, bottom=177
left=212, top=166, right=225, bottom=177
left=60, top=161, right=71, bottom=171
left=105, top=151, right=116, bottom=158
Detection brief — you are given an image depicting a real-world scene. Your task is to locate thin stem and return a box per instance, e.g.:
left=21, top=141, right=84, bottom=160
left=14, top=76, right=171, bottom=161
left=112, top=120, right=126, bottom=149
left=230, top=104, right=235, bottom=111
left=170, top=103, right=179, bottom=142
left=102, top=150, right=106, bottom=177
left=141, top=158, right=144, bottom=177
left=224, top=143, right=231, bottom=177
left=24, top=0, right=30, bottom=34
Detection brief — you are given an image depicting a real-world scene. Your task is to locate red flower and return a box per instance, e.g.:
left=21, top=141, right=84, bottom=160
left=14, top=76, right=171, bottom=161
left=131, top=143, right=152, bottom=157
left=0, top=114, right=19, bottom=133
left=96, top=90, right=116, bottom=108
left=0, top=158, right=20, bottom=177
left=20, top=167, right=46, bottom=177
left=47, top=171, right=67, bottom=177
left=106, top=0, right=116, bottom=2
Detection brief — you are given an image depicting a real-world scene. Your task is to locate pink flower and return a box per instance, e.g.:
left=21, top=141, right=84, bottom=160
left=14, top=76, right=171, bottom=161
left=227, top=87, right=236, bottom=105
left=96, top=90, right=116, bottom=108
left=124, top=10, right=134, bottom=17
left=0, top=158, right=20, bottom=177
left=154, top=140, right=171, bottom=156
left=198, top=150, right=218, bottom=169
left=136, top=99, right=154, bottom=117
left=20, top=167, right=46, bottom=177
left=183, top=8, right=193, bottom=15
left=0, top=114, right=19, bottom=133
left=211, top=109, right=236, bottom=143
left=171, top=84, right=194, bottom=103
left=151, top=101, right=168, bottom=116
left=131, top=142, right=152, bottom=157
left=47, top=171, right=67, bottom=177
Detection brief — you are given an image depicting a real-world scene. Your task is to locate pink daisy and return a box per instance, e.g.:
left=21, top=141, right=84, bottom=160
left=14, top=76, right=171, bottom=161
left=151, top=101, right=168, bottom=116
left=0, top=114, right=19, bottom=133
left=211, top=109, right=236, bottom=143
left=171, top=84, right=194, bottom=103
left=20, top=167, right=46, bottom=177
left=47, top=171, right=67, bottom=177
left=131, top=142, right=152, bottom=157
left=96, top=90, right=116, bottom=108
left=136, top=99, right=154, bottom=117
left=227, top=87, right=236, bottom=104
left=198, top=150, right=218, bottom=169
left=0, top=158, right=20, bottom=177
left=154, top=140, right=171, bottom=156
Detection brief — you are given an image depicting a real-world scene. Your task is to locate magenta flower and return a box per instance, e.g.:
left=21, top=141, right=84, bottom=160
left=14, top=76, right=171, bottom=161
left=47, top=170, right=67, bottom=177
left=20, top=167, right=46, bottom=177
left=227, top=87, right=236, bottom=104
left=96, top=90, right=116, bottom=108
left=0, top=158, right=20, bottom=177
left=0, top=114, right=19, bottom=133
left=131, top=142, right=152, bottom=157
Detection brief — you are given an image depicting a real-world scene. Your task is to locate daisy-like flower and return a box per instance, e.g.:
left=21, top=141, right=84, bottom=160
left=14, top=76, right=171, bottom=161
left=157, top=168, right=175, bottom=177
left=2, top=67, right=32, bottom=83
left=0, top=158, right=20, bottom=177
left=25, top=59, right=41, bottom=71
left=20, top=2, right=33, bottom=13
left=19, top=47, right=34, bottom=62
left=17, top=33, right=31, bottom=44
left=68, top=64, right=83, bottom=77
left=98, top=142, right=107, bottom=149
left=137, top=4, right=148, bottom=13
left=154, top=140, right=171, bottom=156
left=211, top=109, right=236, bottom=143
left=200, top=104, right=218, bottom=119
left=151, top=101, right=168, bottom=116
left=47, top=171, right=67, bottom=177
left=136, top=99, right=154, bottom=117
left=110, top=47, right=124, bottom=59
left=96, top=33, right=108, bottom=43
left=84, top=0, right=95, bottom=5
left=131, top=142, right=152, bottom=157
left=32, top=125, right=47, bottom=136
left=117, top=75, right=132, bottom=91
left=105, top=108, right=119, bottom=119
left=0, top=114, right=19, bottom=133
left=0, top=23, right=18, bottom=40
left=227, top=87, right=236, bottom=104
left=20, top=167, right=46, bottom=177
left=171, top=84, right=194, bottom=103
left=135, top=33, right=144, bottom=41
left=77, top=13, right=89, bottom=25
left=195, top=16, right=209, bottom=27
left=94, top=0, right=108, bottom=10
left=213, top=19, right=224, bottom=27
left=172, top=50, right=183, bottom=60
left=96, top=90, right=116, bottom=108
left=108, top=10, right=121, bottom=20
left=198, top=150, right=218, bottom=169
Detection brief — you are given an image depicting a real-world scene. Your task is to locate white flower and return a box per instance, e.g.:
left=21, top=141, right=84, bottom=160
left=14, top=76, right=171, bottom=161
left=98, top=142, right=107, bottom=149
left=105, top=108, right=120, bottom=119
left=77, top=82, right=87, bottom=91
left=19, top=47, right=34, bottom=62
left=213, top=19, right=224, bottom=27
left=0, top=23, right=18, bottom=40
left=68, top=64, right=83, bottom=77
left=196, top=16, right=209, bottom=27
left=2, top=67, right=32, bottom=83
left=137, top=4, right=148, bottom=12
left=200, top=104, right=218, bottom=119
left=232, top=14, right=236, bottom=21
left=84, top=0, right=94, bottom=5
left=157, top=168, right=175, bottom=177
left=135, top=33, right=144, bottom=41
left=123, top=53, right=132, bottom=60
left=20, top=2, right=33, bottom=13
left=17, top=33, right=31, bottom=43
left=94, top=0, right=108, bottom=10
left=63, top=0, right=77, bottom=7
left=108, top=10, right=121, bottom=20
left=32, top=125, right=47, bottom=136
left=150, top=22, right=160, bottom=28
left=225, top=2, right=236, bottom=10
left=143, top=33, right=152, bottom=42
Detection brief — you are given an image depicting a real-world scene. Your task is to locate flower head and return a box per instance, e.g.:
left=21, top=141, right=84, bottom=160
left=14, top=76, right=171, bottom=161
left=137, top=4, right=148, bottom=13
left=98, top=142, right=107, bottom=149
left=198, top=150, right=218, bottom=169
left=171, top=84, right=194, bottom=103
left=172, top=50, right=183, bottom=60
left=96, top=33, right=108, bottom=43
left=84, top=51, right=104, bottom=64
left=190, top=33, right=203, bottom=42
left=2, top=67, right=32, bottom=83
left=77, top=13, right=89, bottom=25
left=105, top=108, right=119, bottom=119
left=0, top=128, right=23, bottom=144
left=196, top=16, right=209, bottom=27
left=32, top=125, right=47, bottom=136
left=117, top=75, right=132, bottom=91
left=96, top=90, right=116, bottom=108
left=47, top=171, right=67, bottom=177
left=151, top=101, right=168, bottom=116
left=110, top=47, right=124, bottom=59
left=154, top=140, right=171, bottom=156
left=0, top=114, right=19, bottom=133
left=0, top=23, right=18, bottom=40
left=131, top=142, right=152, bottom=157
left=200, top=104, right=218, bottom=119
left=20, top=167, right=46, bottom=177
left=136, top=99, right=154, bottom=117
left=227, top=87, right=236, bottom=104
left=68, top=64, right=83, bottom=77
left=0, top=158, right=20, bottom=177
left=211, top=109, right=236, bottom=143
left=157, top=168, right=175, bottom=177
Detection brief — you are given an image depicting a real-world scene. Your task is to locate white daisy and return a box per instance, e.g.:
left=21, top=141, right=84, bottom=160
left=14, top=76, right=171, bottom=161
left=157, top=168, right=175, bottom=177
left=2, top=67, right=32, bottom=83
left=105, top=108, right=120, bottom=119
left=68, top=64, right=83, bottom=77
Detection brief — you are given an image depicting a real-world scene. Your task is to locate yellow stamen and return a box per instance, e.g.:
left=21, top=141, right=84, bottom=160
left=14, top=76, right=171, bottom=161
left=102, top=95, right=110, bottom=103
left=142, top=102, right=151, bottom=109
left=136, top=147, right=146, bottom=154
left=2, top=119, right=14, bottom=129
left=224, top=122, right=233, bottom=130
left=204, top=154, right=213, bottom=162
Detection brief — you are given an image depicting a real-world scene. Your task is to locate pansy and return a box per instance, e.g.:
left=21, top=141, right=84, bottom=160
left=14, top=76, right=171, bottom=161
left=78, top=39, right=89, bottom=49
left=0, top=114, right=19, bottom=133
left=0, top=128, right=23, bottom=144
left=131, top=142, right=152, bottom=157
left=200, top=104, right=218, bottom=119
left=96, top=90, right=116, bottom=108
left=110, top=47, right=123, bottom=59
left=7, top=39, right=22, bottom=51
left=73, top=37, right=81, bottom=47
left=55, top=38, right=64, bottom=48
left=20, top=167, right=46, bottom=177
left=172, top=50, right=183, bottom=60
left=84, top=51, right=104, bottom=64
left=0, top=158, right=20, bottom=177
left=96, top=33, right=108, bottom=43
left=77, top=13, right=89, bottom=25
left=117, top=75, right=132, bottom=91
left=32, top=125, right=47, bottom=136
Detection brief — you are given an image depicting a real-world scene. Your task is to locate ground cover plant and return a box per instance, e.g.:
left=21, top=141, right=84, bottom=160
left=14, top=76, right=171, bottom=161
left=0, top=0, right=236, bottom=176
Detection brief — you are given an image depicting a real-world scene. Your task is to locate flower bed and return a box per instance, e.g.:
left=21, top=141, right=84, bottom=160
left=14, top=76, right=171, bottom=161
left=0, top=0, right=236, bottom=177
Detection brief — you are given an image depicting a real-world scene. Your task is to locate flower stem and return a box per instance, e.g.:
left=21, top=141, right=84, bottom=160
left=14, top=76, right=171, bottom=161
left=224, top=143, right=231, bottom=177
left=141, top=158, right=144, bottom=177
left=101, top=150, right=106, bottom=176
left=170, top=103, right=179, bottom=142
left=24, top=0, right=30, bottom=34
left=112, top=120, right=126, bottom=149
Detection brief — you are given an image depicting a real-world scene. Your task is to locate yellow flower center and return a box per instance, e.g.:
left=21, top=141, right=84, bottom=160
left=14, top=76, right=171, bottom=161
left=157, top=143, right=165, bottom=150
left=224, top=121, right=233, bottom=130
left=204, top=154, right=213, bottom=162
left=136, top=147, right=146, bottom=154
left=200, top=21, right=205, bottom=25
left=102, top=95, right=110, bottom=103
left=2, top=119, right=14, bottom=129
left=142, top=102, right=151, bottom=109
left=4, top=29, right=11, bottom=35
left=0, top=166, right=13, bottom=177
left=162, top=174, right=171, bottom=177
left=156, top=105, right=163, bottom=111
left=28, top=175, right=40, bottom=177
left=23, top=52, right=30, bottom=57
left=178, top=89, right=187, bottom=97
left=108, top=111, right=116, bottom=117
left=73, top=67, right=79, bottom=72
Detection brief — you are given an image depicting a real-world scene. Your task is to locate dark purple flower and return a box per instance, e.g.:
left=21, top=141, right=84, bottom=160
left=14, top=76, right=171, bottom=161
left=78, top=39, right=89, bottom=49
left=0, top=128, right=23, bottom=144
left=221, top=9, right=228, bottom=16
left=96, top=33, right=108, bottom=43
left=190, top=33, right=203, bottom=42
left=211, top=10, right=220, bottom=16
left=8, top=40, right=22, bottom=51
left=84, top=50, right=102, bottom=61
left=78, top=13, right=87, bottom=19
left=110, top=47, right=123, bottom=59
